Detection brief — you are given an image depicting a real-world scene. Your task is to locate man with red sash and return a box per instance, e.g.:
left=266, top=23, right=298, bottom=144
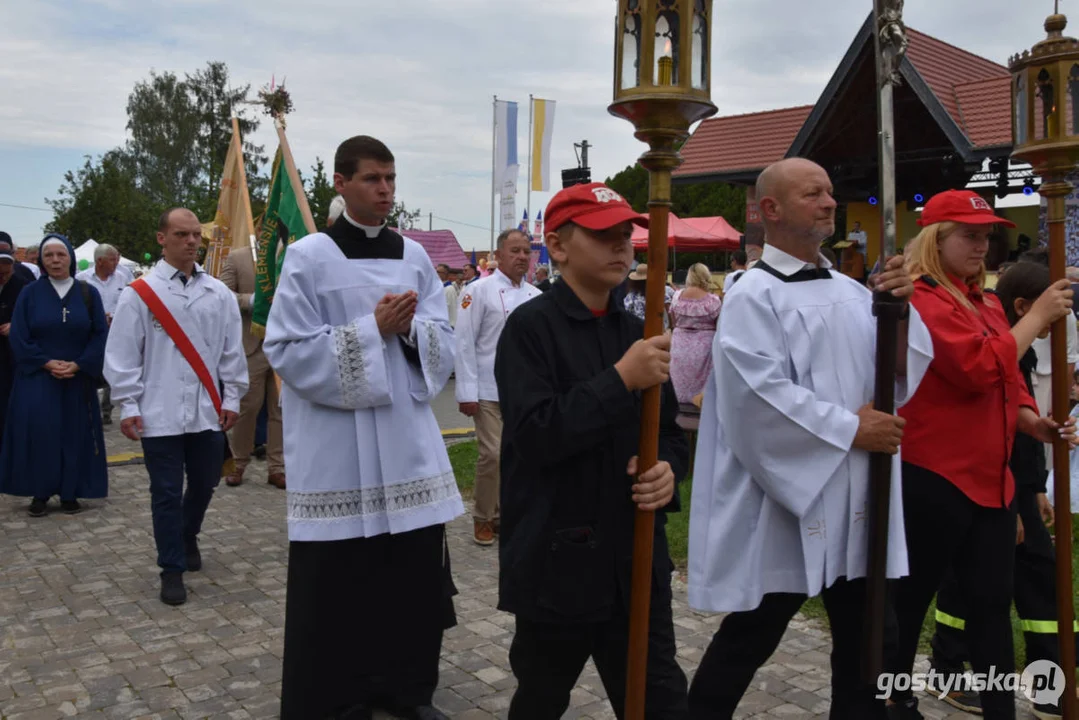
left=104, top=207, right=247, bottom=606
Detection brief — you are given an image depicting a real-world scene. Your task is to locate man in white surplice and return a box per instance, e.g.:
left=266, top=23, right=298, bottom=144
left=264, top=135, right=463, bottom=720
left=686, top=159, right=934, bottom=719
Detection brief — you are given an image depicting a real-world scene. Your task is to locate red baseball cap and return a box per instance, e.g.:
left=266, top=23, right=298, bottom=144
left=917, top=189, right=1016, bottom=228
left=543, top=182, right=649, bottom=232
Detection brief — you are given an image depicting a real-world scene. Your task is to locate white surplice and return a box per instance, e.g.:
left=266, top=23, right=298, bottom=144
left=688, top=244, right=934, bottom=613
left=263, top=229, right=465, bottom=542
left=104, top=261, right=248, bottom=437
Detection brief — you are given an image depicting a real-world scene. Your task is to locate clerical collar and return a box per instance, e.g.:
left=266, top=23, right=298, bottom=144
left=49, top=276, right=75, bottom=298
left=343, top=211, right=386, bottom=239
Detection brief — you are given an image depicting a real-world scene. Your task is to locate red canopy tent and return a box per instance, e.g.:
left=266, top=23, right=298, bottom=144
left=630, top=214, right=740, bottom=252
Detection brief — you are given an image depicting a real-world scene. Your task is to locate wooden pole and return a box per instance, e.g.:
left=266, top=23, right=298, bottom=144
left=1046, top=186, right=1077, bottom=719
left=274, top=117, right=318, bottom=235
left=624, top=162, right=673, bottom=720
left=231, top=116, right=258, bottom=263
left=863, top=0, right=907, bottom=683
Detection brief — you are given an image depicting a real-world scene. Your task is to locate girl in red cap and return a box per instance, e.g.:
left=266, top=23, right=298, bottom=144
left=885, top=190, right=1075, bottom=720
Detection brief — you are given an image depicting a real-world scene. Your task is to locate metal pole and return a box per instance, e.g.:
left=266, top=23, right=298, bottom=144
left=863, top=0, right=907, bottom=683
left=491, top=95, right=497, bottom=254
left=527, top=95, right=533, bottom=238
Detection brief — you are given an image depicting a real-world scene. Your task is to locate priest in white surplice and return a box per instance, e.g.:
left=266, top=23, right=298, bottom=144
left=264, top=135, right=463, bottom=720
left=686, top=159, right=934, bottom=720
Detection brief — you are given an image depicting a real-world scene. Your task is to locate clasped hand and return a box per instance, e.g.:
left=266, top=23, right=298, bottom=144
left=44, top=359, right=79, bottom=379
left=375, top=291, right=418, bottom=338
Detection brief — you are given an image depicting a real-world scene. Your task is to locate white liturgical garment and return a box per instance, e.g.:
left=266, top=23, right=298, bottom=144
left=263, top=228, right=465, bottom=542
left=688, top=244, right=934, bottom=613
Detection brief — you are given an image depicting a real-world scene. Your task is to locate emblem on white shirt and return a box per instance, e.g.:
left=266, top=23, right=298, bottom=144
left=460, top=294, right=472, bottom=309
left=592, top=187, right=626, bottom=204
left=151, top=317, right=164, bottom=332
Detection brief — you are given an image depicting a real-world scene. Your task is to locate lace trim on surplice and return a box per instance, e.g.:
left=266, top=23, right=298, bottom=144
left=287, top=471, right=459, bottom=522
left=332, top=320, right=369, bottom=406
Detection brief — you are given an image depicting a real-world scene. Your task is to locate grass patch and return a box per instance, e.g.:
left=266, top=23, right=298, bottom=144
left=448, top=440, right=478, bottom=498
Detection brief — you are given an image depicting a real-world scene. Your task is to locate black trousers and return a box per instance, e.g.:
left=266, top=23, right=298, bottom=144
left=932, top=485, right=1075, bottom=673
left=279, top=525, right=457, bottom=720
left=507, top=574, right=688, bottom=719
left=688, top=577, right=887, bottom=720
left=887, top=463, right=1017, bottom=719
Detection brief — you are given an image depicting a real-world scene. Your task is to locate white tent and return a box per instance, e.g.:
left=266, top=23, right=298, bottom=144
left=73, top=239, right=140, bottom=272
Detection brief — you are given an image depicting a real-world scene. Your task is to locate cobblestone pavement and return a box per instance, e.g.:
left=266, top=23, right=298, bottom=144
left=1, top=425, right=986, bottom=719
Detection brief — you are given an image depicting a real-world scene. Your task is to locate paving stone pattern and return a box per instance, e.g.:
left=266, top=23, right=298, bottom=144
left=0, top=426, right=985, bottom=719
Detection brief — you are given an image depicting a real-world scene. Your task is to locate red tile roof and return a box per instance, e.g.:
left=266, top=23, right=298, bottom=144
left=676, top=24, right=1012, bottom=179
left=675, top=105, right=814, bottom=178
left=954, top=76, right=1013, bottom=148
left=395, top=228, right=469, bottom=269
left=904, top=28, right=1009, bottom=134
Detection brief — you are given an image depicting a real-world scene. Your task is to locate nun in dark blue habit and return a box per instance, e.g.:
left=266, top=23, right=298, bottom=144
left=0, top=234, right=108, bottom=516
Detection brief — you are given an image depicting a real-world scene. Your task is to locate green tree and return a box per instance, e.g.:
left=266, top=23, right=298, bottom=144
left=388, top=200, right=422, bottom=230
left=44, top=150, right=161, bottom=260
left=304, top=157, right=337, bottom=228
left=605, top=162, right=746, bottom=230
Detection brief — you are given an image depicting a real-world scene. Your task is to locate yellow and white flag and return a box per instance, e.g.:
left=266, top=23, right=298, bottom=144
left=206, top=117, right=256, bottom=276
left=530, top=98, right=556, bottom=192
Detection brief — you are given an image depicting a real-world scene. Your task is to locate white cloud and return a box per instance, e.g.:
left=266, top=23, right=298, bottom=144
left=0, top=0, right=1059, bottom=248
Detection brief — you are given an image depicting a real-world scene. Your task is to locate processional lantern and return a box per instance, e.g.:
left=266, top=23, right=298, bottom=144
left=608, top=2, right=717, bottom=718
left=1010, top=4, right=1079, bottom=716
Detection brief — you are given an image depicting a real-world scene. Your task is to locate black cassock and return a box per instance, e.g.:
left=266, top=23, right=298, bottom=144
left=279, top=216, right=457, bottom=720
left=0, top=273, right=28, bottom=442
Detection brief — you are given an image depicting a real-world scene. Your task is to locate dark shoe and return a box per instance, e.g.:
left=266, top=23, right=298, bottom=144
left=335, top=703, right=373, bottom=720
left=1034, top=701, right=1063, bottom=719
left=102, top=414, right=112, bottom=425
left=28, top=498, right=47, bottom=517
left=886, top=697, right=923, bottom=720
left=185, top=538, right=201, bottom=572
left=268, top=473, right=286, bottom=490
left=60, top=500, right=82, bottom=515
left=160, top=572, right=187, bottom=606
left=492, top=519, right=500, bottom=535
left=926, top=663, right=981, bottom=714
left=473, top=520, right=495, bottom=546
left=381, top=704, right=448, bottom=720
left=252, top=444, right=267, bottom=460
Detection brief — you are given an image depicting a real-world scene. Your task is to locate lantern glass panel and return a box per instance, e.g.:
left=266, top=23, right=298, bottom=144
left=692, top=0, right=707, bottom=90
left=1069, top=64, right=1079, bottom=136
left=1015, top=73, right=1028, bottom=145
left=1036, top=67, right=1054, bottom=140
left=620, top=0, right=642, bottom=90
left=654, top=1, right=679, bottom=86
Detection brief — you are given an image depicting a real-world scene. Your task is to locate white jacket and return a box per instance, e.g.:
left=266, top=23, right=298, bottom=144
left=104, top=260, right=248, bottom=438
left=454, top=269, right=540, bottom=403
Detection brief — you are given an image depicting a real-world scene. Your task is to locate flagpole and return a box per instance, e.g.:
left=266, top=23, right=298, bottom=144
left=527, top=94, right=533, bottom=238
left=491, top=94, right=498, bottom=255
left=274, top=117, right=317, bottom=235
left=231, top=115, right=258, bottom=263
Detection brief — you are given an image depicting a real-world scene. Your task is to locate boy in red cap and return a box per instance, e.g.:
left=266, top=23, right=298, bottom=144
left=494, top=182, right=690, bottom=718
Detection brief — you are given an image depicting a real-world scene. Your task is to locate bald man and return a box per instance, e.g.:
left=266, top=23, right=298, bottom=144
left=687, top=158, right=934, bottom=718
left=105, top=207, right=247, bottom=606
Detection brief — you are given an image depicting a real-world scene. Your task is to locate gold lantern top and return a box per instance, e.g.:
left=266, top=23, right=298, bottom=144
left=1010, top=7, right=1079, bottom=177
left=609, top=0, right=717, bottom=140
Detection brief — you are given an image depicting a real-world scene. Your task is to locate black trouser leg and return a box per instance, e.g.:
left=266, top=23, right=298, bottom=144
left=688, top=592, right=804, bottom=719
left=591, top=563, right=689, bottom=720
left=820, top=578, right=888, bottom=720
left=930, top=566, right=969, bottom=672
left=508, top=617, right=593, bottom=720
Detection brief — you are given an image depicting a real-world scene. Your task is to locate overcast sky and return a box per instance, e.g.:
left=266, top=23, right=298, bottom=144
left=0, top=0, right=1055, bottom=251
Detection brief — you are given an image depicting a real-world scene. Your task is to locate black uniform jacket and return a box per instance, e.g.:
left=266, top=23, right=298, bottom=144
left=1014, top=348, right=1048, bottom=496
left=494, top=278, right=689, bottom=624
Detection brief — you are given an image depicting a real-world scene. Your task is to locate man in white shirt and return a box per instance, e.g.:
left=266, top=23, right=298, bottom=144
left=848, top=220, right=868, bottom=260
left=437, top=263, right=459, bottom=327
left=77, top=243, right=131, bottom=425
left=104, top=208, right=247, bottom=607
left=455, top=228, right=540, bottom=546
left=722, top=250, right=747, bottom=293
